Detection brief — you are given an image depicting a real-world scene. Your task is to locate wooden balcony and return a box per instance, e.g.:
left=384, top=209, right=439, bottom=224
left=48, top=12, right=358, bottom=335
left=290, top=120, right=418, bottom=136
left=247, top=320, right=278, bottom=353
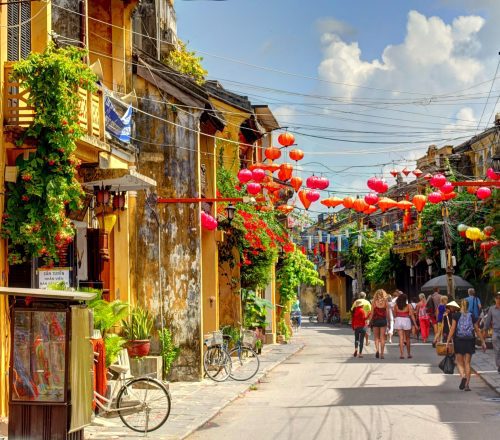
left=393, top=224, right=423, bottom=254
left=3, top=62, right=105, bottom=148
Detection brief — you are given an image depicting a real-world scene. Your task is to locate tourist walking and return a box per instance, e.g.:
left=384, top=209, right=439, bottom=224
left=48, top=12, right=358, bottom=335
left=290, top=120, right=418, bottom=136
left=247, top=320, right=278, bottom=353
left=465, top=288, right=482, bottom=320
left=351, top=292, right=371, bottom=347
left=442, top=301, right=460, bottom=342
left=352, top=300, right=367, bottom=358
left=316, top=295, right=324, bottom=323
left=429, top=287, right=442, bottom=347
left=446, top=299, right=486, bottom=391
left=387, top=290, right=400, bottom=344
left=483, top=292, right=500, bottom=373
left=416, top=293, right=430, bottom=343
left=394, top=293, right=418, bottom=359
left=370, top=289, right=389, bottom=359
left=433, top=295, right=448, bottom=344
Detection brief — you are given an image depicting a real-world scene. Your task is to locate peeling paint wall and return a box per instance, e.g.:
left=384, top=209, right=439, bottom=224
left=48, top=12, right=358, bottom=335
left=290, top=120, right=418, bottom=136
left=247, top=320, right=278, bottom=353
left=132, top=76, right=202, bottom=381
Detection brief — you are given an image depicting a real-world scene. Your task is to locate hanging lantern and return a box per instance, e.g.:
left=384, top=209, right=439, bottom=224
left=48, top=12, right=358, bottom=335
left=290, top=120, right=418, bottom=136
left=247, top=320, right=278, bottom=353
left=276, top=204, right=294, bottom=215
left=487, top=167, right=500, bottom=181
left=265, top=163, right=280, bottom=173
left=316, top=176, right=330, bottom=190
left=375, top=180, right=389, bottom=194
left=428, top=192, right=442, bottom=204
left=476, top=186, right=492, bottom=200
left=306, top=190, right=320, bottom=203
left=95, top=185, right=111, bottom=206
left=289, top=149, right=304, bottom=162
left=306, top=175, right=320, bottom=189
left=298, top=189, right=312, bottom=210
left=457, top=224, right=468, bottom=238
left=364, top=205, right=377, bottom=215
left=465, top=227, right=482, bottom=241
left=423, top=173, right=432, bottom=181
left=252, top=168, right=266, bottom=183
left=377, top=197, right=397, bottom=212
left=342, top=196, right=354, bottom=209
left=201, top=212, right=218, bottom=231
left=402, top=167, right=411, bottom=176
left=112, top=192, right=126, bottom=211
left=278, top=132, right=295, bottom=147
left=430, top=173, right=446, bottom=188
left=237, top=169, right=253, bottom=183
left=246, top=182, right=261, bottom=195
left=278, top=163, right=293, bottom=181
left=367, top=177, right=380, bottom=191
left=290, top=176, right=302, bottom=192
left=264, top=146, right=281, bottom=161
left=441, top=191, right=457, bottom=201
left=321, top=197, right=343, bottom=208
left=412, top=194, right=427, bottom=212
left=412, top=169, right=423, bottom=178
left=467, top=185, right=478, bottom=194
left=390, top=169, right=399, bottom=178
left=364, top=193, right=379, bottom=206
left=248, top=162, right=265, bottom=171
left=353, top=198, right=368, bottom=212
left=397, top=200, right=413, bottom=210
left=440, top=181, right=454, bottom=194
left=483, top=226, right=494, bottom=237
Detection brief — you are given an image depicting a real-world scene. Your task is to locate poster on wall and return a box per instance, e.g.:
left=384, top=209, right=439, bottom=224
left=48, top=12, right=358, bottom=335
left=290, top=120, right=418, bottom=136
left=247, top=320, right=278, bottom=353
left=38, top=268, right=71, bottom=289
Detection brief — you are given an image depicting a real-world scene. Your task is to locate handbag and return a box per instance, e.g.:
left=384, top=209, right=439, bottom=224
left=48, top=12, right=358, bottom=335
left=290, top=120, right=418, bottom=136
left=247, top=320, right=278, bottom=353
left=435, top=342, right=454, bottom=356
left=438, top=354, right=455, bottom=374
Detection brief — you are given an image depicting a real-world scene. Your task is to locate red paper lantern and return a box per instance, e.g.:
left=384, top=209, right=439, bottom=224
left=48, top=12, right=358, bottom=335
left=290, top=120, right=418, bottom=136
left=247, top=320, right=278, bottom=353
left=279, top=163, right=293, bottom=181
left=278, top=132, right=295, bottom=147
left=298, top=189, right=312, bottom=210
left=290, top=176, right=302, bottom=192
left=342, top=196, right=354, bottom=209
left=289, top=149, right=304, bottom=162
left=440, top=181, right=454, bottom=194
left=306, top=190, right=320, bottom=203
left=364, top=205, right=377, bottom=214
left=201, top=212, right=218, bottom=231
left=237, top=169, right=253, bottom=183
left=264, top=146, right=281, bottom=161
left=412, top=194, right=427, bottom=212
left=487, top=167, right=500, bottom=181
left=316, top=176, right=330, bottom=190
left=430, top=173, right=446, bottom=188
left=402, top=167, right=411, bottom=176
left=476, top=186, right=491, bottom=200
left=375, top=180, right=388, bottom=194
left=266, top=163, right=280, bottom=173
left=428, top=191, right=443, bottom=204
left=247, top=182, right=261, bottom=195
left=484, top=226, right=494, bottom=237
left=390, top=169, right=399, bottom=178
left=252, top=168, right=266, bottom=182
left=367, top=177, right=380, bottom=191
left=441, top=191, right=457, bottom=201
left=364, top=193, right=379, bottom=206
left=412, top=169, right=423, bottom=178
left=306, top=175, right=320, bottom=189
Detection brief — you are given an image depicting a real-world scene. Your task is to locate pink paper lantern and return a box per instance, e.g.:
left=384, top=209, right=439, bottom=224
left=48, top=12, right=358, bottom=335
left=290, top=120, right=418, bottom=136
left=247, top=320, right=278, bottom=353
left=316, top=177, right=330, bottom=190
left=428, top=191, right=443, bottom=204
left=201, top=212, right=218, bottom=231
left=486, top=167, right=499, bottom=181
left=246, top=182, right=262, bottom=195
left=375, top=180, right=388, bottom=194
left=305, top=190, right=320, bottom=202
left=367, top=177, right=379, bottom=191
left=476, top=186, right=491, bottom=200
left=440, top=181, right=454, bottom=194
left=364, top=193, right=379, bottom=206
left=237, top=169, right=253, bottom=184
left=251, top=168, right=266, bottom=183
left=430, top=173, right=446, bottom=188
left=306, top=175, right=320, bottom=189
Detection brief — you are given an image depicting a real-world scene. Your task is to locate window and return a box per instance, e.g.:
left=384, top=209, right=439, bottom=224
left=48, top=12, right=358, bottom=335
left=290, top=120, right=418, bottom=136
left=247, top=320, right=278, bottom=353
left=7, top=0, right=31, bottom=61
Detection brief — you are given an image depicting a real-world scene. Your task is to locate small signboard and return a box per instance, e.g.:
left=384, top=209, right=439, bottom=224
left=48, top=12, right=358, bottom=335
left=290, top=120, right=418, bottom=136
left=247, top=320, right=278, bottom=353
left=38, top=268, right=71, bottom=289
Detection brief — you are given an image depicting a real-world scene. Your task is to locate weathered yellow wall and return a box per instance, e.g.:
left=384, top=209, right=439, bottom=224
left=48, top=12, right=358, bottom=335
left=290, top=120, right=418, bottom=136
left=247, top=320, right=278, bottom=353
left=31, top=1, right=51, bottom=53
left=89, top=0, right=113, bottom=89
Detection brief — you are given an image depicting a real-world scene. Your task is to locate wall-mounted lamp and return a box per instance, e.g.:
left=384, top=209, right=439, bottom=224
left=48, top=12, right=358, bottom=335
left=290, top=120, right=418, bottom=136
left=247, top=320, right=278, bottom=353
left=225, top=203, right=236, bottom=224
left=94, top=184, right=111, bottom=206
left=112, top=191, right=126, bottom=211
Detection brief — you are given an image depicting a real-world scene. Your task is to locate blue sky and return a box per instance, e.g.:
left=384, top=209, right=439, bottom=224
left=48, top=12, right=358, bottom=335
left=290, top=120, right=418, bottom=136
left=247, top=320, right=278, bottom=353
left=175, top=0, right=500, bottom=210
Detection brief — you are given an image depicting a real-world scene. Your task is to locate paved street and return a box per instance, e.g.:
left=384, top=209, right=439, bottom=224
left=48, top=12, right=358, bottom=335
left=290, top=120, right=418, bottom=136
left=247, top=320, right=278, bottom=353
left=188, top=324, right=500, bottom=440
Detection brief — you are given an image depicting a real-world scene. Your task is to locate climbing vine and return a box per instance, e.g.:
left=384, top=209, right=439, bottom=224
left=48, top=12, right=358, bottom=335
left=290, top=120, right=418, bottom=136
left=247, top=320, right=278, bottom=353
left=164, top=40, right=207, bottom=85
left=1, top=44, right=97, bottom=264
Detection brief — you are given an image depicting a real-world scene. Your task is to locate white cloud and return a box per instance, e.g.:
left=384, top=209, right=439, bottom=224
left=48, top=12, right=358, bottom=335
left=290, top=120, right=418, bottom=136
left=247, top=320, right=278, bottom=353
left=272, top=105, right=297, bottom=127
left=316, top=17, right=356, bottom=38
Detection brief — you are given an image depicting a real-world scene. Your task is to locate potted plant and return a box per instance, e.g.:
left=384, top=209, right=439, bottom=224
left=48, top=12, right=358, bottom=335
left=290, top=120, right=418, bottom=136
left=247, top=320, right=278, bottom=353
left=122, top=307, right=154, bottom=357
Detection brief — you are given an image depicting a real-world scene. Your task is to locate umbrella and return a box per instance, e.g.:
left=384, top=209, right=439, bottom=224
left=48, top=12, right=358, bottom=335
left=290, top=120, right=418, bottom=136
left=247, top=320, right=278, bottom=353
left=420, top=275, right=473, bottom=293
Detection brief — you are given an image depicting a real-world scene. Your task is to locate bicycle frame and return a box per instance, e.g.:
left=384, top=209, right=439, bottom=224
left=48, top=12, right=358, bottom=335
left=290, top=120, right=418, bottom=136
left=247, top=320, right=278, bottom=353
left=94, top=372, right=143, bottom=414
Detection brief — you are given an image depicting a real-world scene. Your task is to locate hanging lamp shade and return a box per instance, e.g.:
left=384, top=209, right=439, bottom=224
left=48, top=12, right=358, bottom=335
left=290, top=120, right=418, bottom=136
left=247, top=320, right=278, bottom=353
left=279, top=163, right=294, bottom=181
left=237, top=169, right=253, bottom=184
left=248, top=162, right=265, bottom=171
left=486, top=167, right=500, bottom=181
left=298, top=189, right=312, bottom=210
left=306, top=190, right=320, bottom=202
left=252, top=168, right=266, bottom=183
left=412, top=169, right=423, bottom=178
left=390, top=169, right=399, bottom=178
left=430, top=173, right=446, bottom=188
left=412, top=194, right=427, bottom=212
left=465, top=227, right=482, bottom=241
left=467, top=185, right=478, bottom=194
left=367, top=177, right=380, bottom=191
left=276, top=204, right=294, bottom=215
left=402, top=167, right=411, bottom=176
left=320, top=196, right=343, bottom=208
left=364, top=193, right=379, bottom=206
left=264, top=146, right=281, bottom=161
left=397, top=200, right=413, bottom=210
left=476, top=186, right=492, bottom=200
left=342, top=196, right=354, bottom=209
left=265, top=163, right=280, bottom=173
left=289, top=149, right=304, bottom=161
left=440, top=181, right=454, bottom=194
left=316, top=176, right=330, bottom=190
left=428, top=191, right=443, bottom=204
left=278, top=132, right=295, bottom=147
left=306, top=175, right=320, bottom=189
left=352, top=198, right=368, bottom=212
left=246, top=182, right=261, bottom=195
left=97, top=214, right=117, bottom=233
left=290, top=176, right=302, bottom=192
left=377, top=197, right=397, bottom=212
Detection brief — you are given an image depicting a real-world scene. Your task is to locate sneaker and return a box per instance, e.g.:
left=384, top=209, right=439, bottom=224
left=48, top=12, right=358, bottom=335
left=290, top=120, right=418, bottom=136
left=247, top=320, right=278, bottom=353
left=353, top=350, right=358, bottom=357
left=459, top=378, right=466, bottom=390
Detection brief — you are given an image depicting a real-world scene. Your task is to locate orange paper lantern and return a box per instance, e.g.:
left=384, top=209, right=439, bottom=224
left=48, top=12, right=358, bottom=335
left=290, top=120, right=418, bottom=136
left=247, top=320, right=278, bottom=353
left=412, top=194, right=427, bottom=212
left=278, top=132, right=295, bottom=147
left=248, top=162, right=265, bottom=171
left=342, top=196, right=354, bottom=209
left=397, top=200, right=413, bottom=210
left=320, top=196, right=343, bottom=208
left=353, top=198, right=369, bottom=212
left=298, top=189, right=312, bottom=210
left=277, top=204, right=294, bottom=215
left=378, top=197, right=397, bottom=212
left=290, top=176, right=302, bottom=192
left=265, top=163, right=280, bottom=173
left=364, top=205, right=377, bottom=214
left=264, top=146, right=281, bottom=161
left=289, top=149, right=304, bottom=161
left=279, top=163, right=293, bottom=181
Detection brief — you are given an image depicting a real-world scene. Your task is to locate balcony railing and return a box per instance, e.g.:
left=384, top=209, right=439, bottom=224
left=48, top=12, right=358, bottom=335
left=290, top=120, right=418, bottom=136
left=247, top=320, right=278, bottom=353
left=3, top=62, right=105, bottom=142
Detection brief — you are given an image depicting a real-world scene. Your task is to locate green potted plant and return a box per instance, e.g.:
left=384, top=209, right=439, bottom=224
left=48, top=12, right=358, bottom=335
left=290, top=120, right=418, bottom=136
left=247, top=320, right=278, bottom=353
left=122, top=307, right=154, bottom=357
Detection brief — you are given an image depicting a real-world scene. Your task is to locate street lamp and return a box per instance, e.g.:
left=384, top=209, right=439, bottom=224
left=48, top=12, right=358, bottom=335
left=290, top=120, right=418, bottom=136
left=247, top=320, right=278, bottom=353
left=225, top=203, right=236, bottom=224
left=492, top=154, right=500, bottom=173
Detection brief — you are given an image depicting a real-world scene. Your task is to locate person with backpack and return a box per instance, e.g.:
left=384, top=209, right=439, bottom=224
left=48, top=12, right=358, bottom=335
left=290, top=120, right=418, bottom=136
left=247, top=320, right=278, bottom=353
left=465, top=288, right=482, bottom=320
left=446, top=299, right=487, bottom=391
left=351, top=300, right=367, bottom=358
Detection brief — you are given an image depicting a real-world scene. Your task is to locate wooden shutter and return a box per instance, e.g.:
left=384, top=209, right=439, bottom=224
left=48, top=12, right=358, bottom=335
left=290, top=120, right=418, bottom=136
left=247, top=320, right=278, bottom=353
left=7, top=0, right=31, bottom=61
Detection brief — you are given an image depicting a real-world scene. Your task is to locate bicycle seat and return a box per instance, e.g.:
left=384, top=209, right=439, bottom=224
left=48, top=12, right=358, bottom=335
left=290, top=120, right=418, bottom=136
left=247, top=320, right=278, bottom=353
left=109, top=364, right=129, bottom=375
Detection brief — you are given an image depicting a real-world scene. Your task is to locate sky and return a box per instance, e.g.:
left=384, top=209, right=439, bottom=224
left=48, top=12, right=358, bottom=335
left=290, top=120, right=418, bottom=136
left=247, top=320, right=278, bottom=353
left=174, top=0, right=500, bottom=212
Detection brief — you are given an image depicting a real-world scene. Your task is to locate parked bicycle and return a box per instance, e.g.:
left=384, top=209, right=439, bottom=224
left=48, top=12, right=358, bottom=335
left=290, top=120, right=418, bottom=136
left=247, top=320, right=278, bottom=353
left=93, top=351, right=171, bottom=433
left=203, top=329, right=260, bottom=382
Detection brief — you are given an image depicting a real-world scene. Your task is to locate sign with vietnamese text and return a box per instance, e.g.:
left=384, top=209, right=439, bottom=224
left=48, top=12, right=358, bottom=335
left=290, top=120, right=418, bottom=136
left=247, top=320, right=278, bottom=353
left=38, top=268, right=71, bottom=289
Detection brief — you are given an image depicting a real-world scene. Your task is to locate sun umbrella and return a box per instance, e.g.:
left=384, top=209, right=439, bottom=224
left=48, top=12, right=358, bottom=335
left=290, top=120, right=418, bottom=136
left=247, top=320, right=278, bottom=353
left=420, top=275, right=473, bottom=293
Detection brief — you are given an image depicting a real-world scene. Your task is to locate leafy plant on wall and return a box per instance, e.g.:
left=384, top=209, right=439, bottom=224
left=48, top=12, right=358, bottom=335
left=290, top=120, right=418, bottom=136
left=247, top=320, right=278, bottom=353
left=1, top=44, right=97, bottom=264
left=164, top=40, right=207, bottom=85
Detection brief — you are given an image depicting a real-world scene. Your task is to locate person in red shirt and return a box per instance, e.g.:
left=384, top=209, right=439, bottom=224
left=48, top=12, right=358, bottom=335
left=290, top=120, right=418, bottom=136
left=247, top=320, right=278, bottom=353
left=352, top=300, right=368, bottom=358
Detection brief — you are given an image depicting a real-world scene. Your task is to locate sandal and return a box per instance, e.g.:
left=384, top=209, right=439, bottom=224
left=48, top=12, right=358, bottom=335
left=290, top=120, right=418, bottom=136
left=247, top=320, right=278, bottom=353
left=375, top=352, right=379, bottom=359
left=407, top=355, right=413, bottom=359
left=464, top=386, right=471, bottom=392
left=358, top=354, right=363, bottom=358
left=380, top=355, right=384, bottom=359
left=353, top=350, right=358, bottom=357
left=459, top=378, right=466, bottom=390
left=400, top=356, right=404, bottom=359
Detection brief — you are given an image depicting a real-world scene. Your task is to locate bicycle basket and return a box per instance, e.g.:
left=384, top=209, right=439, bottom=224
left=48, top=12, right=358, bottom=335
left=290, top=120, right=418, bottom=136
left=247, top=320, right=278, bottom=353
left=212, top=331, right=224, bottom=345
left=242, top=330, right=257, bottom=347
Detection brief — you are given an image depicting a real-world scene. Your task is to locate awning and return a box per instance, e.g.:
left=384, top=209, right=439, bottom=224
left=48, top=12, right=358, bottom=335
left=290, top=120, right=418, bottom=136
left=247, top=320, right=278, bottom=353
left=0, top=286, right=96, bottom=301
left=81, top=168, right=157, bottom=192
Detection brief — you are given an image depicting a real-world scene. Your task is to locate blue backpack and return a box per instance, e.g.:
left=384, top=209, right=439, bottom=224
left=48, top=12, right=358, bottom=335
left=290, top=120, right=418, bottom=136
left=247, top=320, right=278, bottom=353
left=456, top=312, right=474, bottom=339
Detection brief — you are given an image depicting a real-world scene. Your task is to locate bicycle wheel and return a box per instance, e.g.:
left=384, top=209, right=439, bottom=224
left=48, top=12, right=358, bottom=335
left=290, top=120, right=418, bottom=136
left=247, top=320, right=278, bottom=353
left=116, top=377, right=171, bottom=433
left=203, top=346, right=231, bottom=382
left=229, top=346, right=260, bottom=381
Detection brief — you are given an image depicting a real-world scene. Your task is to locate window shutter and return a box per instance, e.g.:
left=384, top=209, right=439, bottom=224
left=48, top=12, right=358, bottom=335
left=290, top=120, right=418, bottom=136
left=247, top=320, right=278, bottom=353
left=7, top=1, right=19, bottom=61
left=7, top=0, right=31, bottom=61
left=20, top=1, right=31, bottom=59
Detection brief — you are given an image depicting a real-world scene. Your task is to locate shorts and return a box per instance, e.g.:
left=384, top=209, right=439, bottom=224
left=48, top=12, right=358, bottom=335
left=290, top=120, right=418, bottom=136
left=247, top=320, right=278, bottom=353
left=372, top=318, right=387, bottom=328
left=429, top=314, right=437, bottom=325
left=454, top=337, right=475, bottom=355
left=394, top=317, right=412, bottom=331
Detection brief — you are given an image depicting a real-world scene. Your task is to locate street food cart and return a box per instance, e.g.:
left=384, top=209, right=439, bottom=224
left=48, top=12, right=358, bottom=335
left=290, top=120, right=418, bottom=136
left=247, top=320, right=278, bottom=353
left=0, top=287, right=95, bottom=440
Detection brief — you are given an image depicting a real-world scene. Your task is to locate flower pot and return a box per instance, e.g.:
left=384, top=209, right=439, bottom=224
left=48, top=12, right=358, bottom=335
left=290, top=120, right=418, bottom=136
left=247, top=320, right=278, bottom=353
left=126, top=339, right=150, bottom=357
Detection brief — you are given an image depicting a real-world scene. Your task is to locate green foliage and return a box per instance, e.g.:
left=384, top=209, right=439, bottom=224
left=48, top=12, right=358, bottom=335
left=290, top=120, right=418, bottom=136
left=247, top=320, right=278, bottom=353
left=122, top=307, right=154, bottom=340
left=278, top=317, right=291, bottom=341
left=88, top=297, right=129, bottom=337
left=221, top=325, right=240, bottom=349
left=242, top=289, right=272, bottom=328
left=1, top=44, right=96, bottom=264
left=164, top=40, right=207, bottom=84
left=277, top=248, right=323, bottom=309
left=159, top=328, right=180, bottom=378
left=104, top=334, right=127, bottom=367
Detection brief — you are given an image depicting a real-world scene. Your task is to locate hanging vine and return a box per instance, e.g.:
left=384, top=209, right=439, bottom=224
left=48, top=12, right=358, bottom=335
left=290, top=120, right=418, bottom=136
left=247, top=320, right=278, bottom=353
left=1, top=44, right=97, bottom=264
